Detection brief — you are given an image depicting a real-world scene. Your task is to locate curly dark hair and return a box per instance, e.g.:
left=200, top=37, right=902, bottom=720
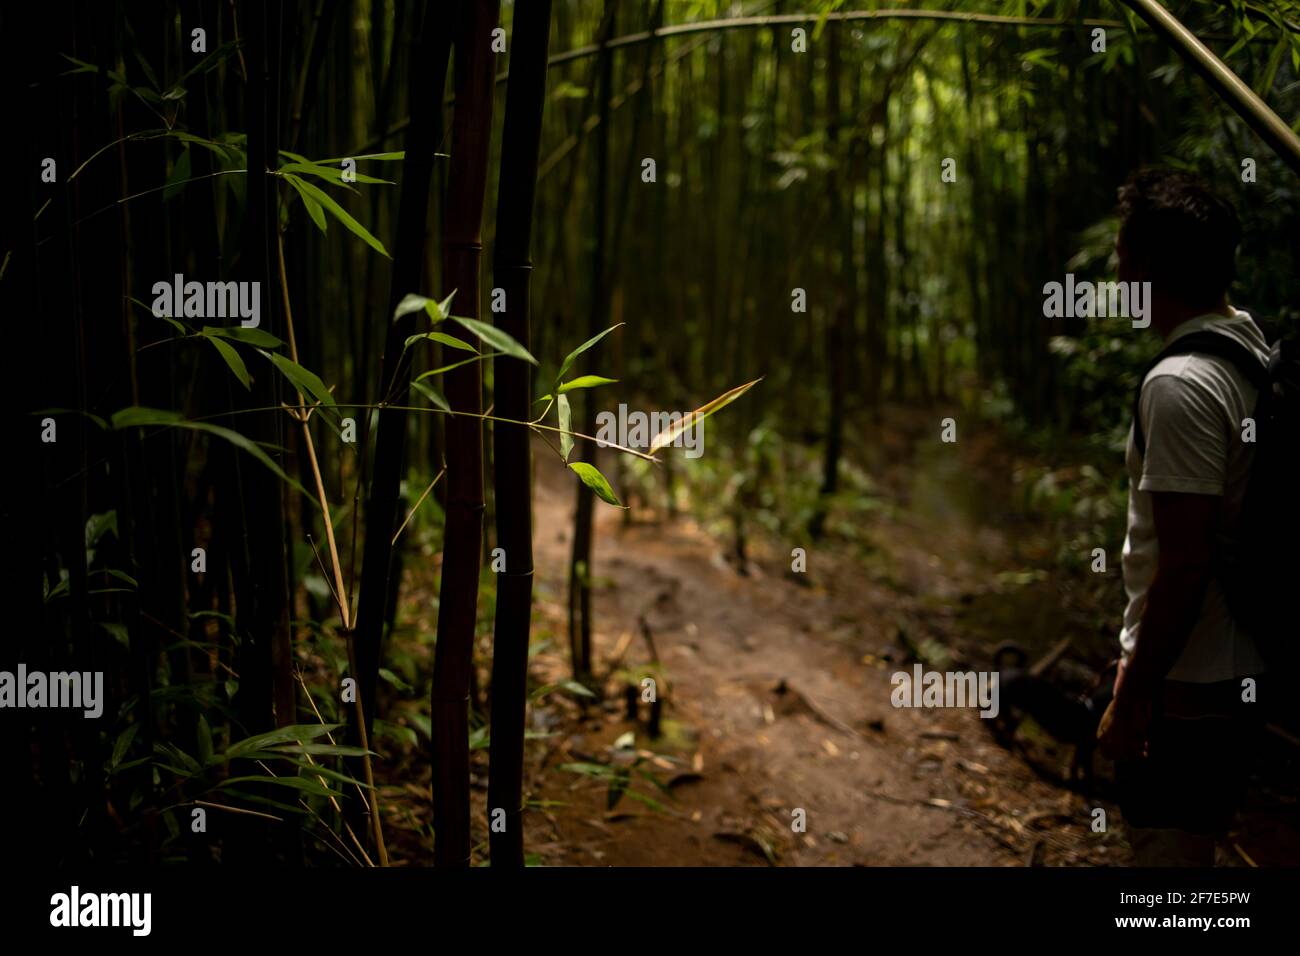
left=1116, top=168, right=1242, bottom=307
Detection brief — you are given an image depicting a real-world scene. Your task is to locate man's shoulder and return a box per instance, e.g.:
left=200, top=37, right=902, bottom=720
left=1143, top=344, right=1256, bottom=406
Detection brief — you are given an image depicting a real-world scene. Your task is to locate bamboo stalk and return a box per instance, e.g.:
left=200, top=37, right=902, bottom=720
left=1120, top=0, right=1300, bottom=176
left=487, top=0, right=554, bottom=869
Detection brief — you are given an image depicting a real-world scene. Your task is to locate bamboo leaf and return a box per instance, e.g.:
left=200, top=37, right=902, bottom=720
left=203, top=332, right=251, bottom=390
left=557, top=394, right=574, bottom=461
left=111, top=725, right=139, bottom=768
left=216, top=775, right=342, bottom=799
left=109, top=407, right=317, bottom=507
left=162, top=147, right=192, bottom=201
left=557, top=323, right=623, bottom=383
left=276, top=160, right=392, bottom=186
left=558, top=375, right=617, bottom=394
left=197, top=716, right=213, bottom=765
left=222, top=724, right=344, bottom=762
left=260, top=349, right=336, bottom=407
left=392, top=290, right=456, bottom=324
left=404, top=331, right=477, bottom=353
left=282, top=173, right=390, bottom=258
left=287, top=174, right=328, bottom=233
left=411, top=379, right=450, bottom=411
left=569, top=461, right=622, bottom=507
left=202, top=325, right=283, bottom=348
left=449, top=315, right=538, bottom=364
left=267, top=743, right=373, bottom=757
left=648, top=378, right=762, bottom=454
left=413, top=354, right=487, bottom=382
left=316, top=151, right=406, bottom=163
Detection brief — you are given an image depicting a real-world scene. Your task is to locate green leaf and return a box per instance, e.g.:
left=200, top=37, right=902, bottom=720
left=268, top=743, right=373, bottom=757
left=404, top=331, right=477, bottom=353
left=557, top=323, right=623, bottom=383
left=557, top=394, right=574, bottom=462
left=112, top=407, right=181, bottom=428
left=85, top=510, right=118, bottom=548
left=276, top=160, right=393, bottom=186
left=162, top=147, right=191, bottom=201
left=202, top=325, right=283, bottom=348
left=378, top=667, right=413, bottom=692
left=196, top=716, right=213, bottom=765
left=282, top=173, right=390, bottom=257
left=648, top=378, right=762, bottom=454
left=100, top=621, right=130, bottom=649
left=392, top=290, right=456, bottom=324
left=214, top=790, right=309, bottom=817
left=222, top=723, right=344, bottom=762
left=109, top=407, right=317, bottom=506
left=216, top=775, right=342, bottom=799
left=558, top=375, right=617, bottom=394
left=413, top=354, right=486, bottom=382
left=102, top=568, right=138, bottom=588
left=411, top=379, right=450, bottom=411
left=284, top=760, right=372, bottom=789
left=449, top=315, right=538, bottom=364
left=170, top=39, right=242, bottom=91
left=154, top=741, right=202, bottom=777
left=559, top=762, right=621, bottom=780
left=623, top=789, right=669, bottom=814
left=203, top=333, right=251, bottom=390
left=569, top=461, right=622, bottom=507
left=111, top=724, right=139, bottom=768
left=1256, top=34, right=1287, bottom=96
left=286, top=174, right=328, bottom=233
left=260, top=349, right=336, bottom=407
left=315, top=151, right=406, bottom=163
left=560, top=679, right=596, bottom=698
left=128, top=294, right=188, bottom=334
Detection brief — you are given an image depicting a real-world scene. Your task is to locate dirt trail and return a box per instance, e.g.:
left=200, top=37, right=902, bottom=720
left=519, top=414, right=1126, bottom=867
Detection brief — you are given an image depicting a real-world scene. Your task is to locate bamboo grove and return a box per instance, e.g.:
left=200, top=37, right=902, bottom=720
left=6, top=0, right=1299, bottom=867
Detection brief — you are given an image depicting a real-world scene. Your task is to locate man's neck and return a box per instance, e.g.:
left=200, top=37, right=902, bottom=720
left=1152, top=297, right=1233, bottom=339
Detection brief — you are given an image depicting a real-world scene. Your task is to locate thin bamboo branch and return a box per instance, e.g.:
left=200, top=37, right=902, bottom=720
left=276, top=231, right=389, bottom=866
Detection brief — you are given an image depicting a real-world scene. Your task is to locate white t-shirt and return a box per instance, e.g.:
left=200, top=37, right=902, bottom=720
left=1119, top=309, right=1269, bottom=682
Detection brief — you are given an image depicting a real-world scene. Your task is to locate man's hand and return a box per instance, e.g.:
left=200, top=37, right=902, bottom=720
left=1098, top=689, right=1152, bottom=761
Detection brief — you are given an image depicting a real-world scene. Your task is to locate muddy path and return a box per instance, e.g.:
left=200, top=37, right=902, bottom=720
left=515, top=411, right=1127, bottom=867
left=379, top=408, right=1289, bottom=866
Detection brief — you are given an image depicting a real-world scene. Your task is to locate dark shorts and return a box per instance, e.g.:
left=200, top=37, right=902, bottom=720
left=1117, top=679, right=1263, bottom=835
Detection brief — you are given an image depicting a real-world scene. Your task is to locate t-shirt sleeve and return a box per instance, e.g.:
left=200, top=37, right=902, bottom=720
left=1137, top=372, right=1228, bottom=495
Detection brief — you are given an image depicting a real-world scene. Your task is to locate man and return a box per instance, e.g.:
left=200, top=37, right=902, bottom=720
left=1097, top=168, right=1267, bottom=866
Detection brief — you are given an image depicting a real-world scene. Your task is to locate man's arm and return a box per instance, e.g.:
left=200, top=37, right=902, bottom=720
left=1122, top=490, right=1221, bottom=697
left=1100, top=491, right=1220, bottom=759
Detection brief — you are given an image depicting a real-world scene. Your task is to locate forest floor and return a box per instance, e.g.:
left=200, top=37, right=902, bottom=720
left=377, top=406, right=1297, bottom=867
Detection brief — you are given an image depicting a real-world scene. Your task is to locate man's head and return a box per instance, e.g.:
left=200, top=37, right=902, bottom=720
left=1115, top=168, right=1241, bottom=324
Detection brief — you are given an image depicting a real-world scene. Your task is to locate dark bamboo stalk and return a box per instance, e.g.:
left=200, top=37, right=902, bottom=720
left=488, top=0, right=554, bottom=869
left=352, top=0, right=451, bottom=813
left=568, top=1, right=616, bottom=690
left=431, top=0, right=500, bottom=868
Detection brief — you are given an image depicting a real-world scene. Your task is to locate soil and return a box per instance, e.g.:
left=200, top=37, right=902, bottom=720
left=376, top=408, right=1297, bottom=867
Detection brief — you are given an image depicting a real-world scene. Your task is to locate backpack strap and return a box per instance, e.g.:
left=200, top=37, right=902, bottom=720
left=1132, top=330, right=1269, bottom=457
